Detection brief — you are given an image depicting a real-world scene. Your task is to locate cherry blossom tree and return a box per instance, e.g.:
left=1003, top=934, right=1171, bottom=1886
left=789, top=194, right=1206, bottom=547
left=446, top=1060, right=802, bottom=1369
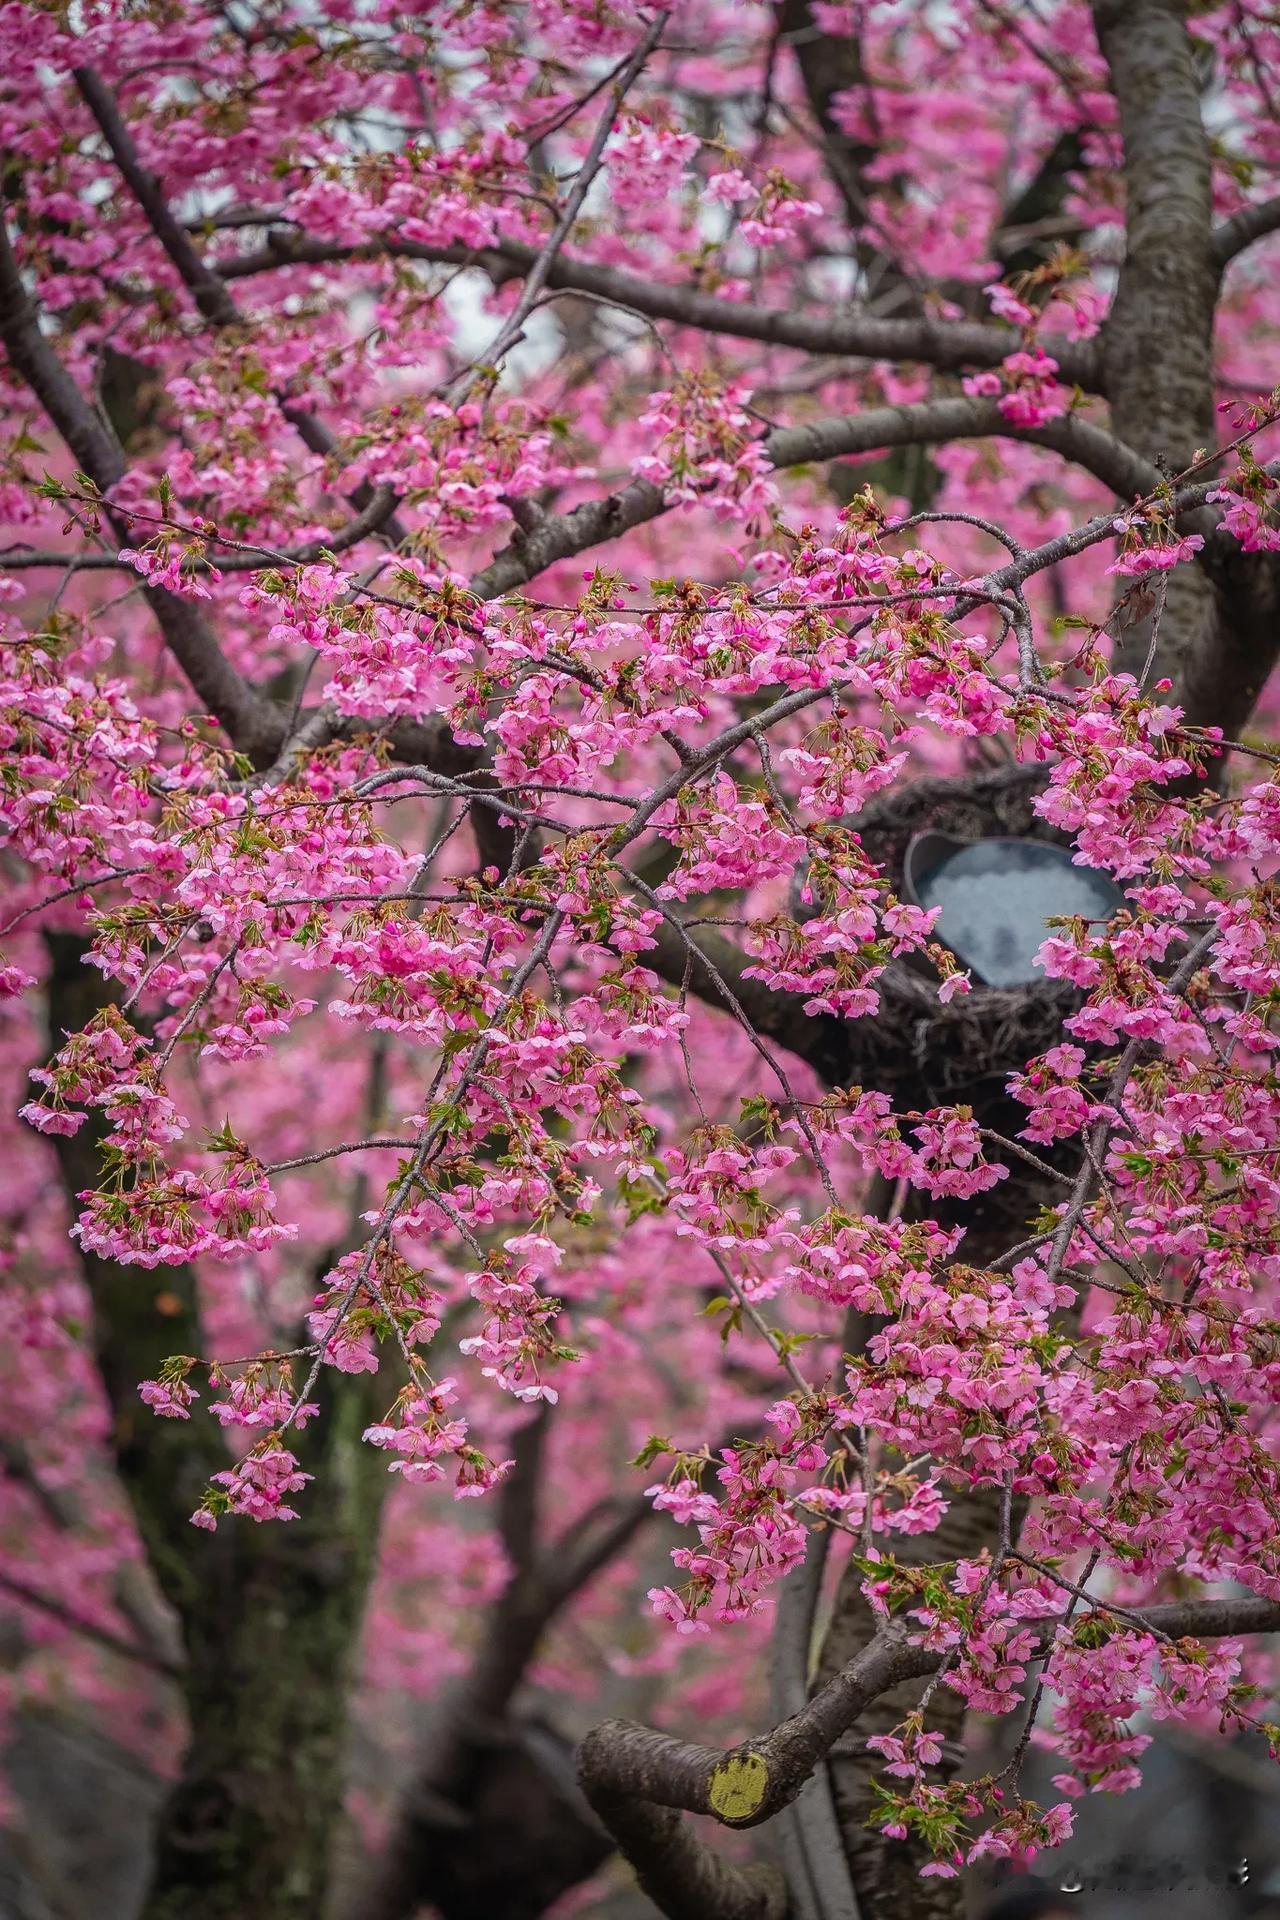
left=3, top=4, right=1280, bottom=1919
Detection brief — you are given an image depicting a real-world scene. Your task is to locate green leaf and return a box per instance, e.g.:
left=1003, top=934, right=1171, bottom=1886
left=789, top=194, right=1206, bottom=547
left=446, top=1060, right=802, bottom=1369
left=630, top=1434, right=675, bottom=1469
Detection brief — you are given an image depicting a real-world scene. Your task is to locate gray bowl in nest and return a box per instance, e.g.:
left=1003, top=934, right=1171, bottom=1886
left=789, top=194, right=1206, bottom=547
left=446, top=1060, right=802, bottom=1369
left=901, top=832, right=1124, bottom=989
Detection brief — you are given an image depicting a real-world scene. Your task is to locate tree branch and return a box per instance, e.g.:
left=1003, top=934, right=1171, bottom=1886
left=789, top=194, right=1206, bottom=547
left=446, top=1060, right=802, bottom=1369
left=581, top=1597, right=1280, bottom=1830
left=215, top=230, right=1104, bottom=391
left=0, top=215, right=279, bottom=758
left=0, top=1435, right=183, bottom=1674
left=1211, top=193, right=1280, bottom=271
left=769, top=1526, right=862, bottom=1920
left=0, top=481, right=399, bottom=574
left=475, top=397, right=1155, bottom=599
left=71, top=65, right=410, bottom=548
left=0, top=1567, right=181, bottom=1679
left=1091, top=0, right=1220, bottom=698
left=1092, top=0, right=1280, bottom=736
left=994, top=130, right=1086, bottom=277
left=72, top=67, right=242, bottom=328
left=497, top=1403, right=554, bottom=1580
left=766, top=398, right=1156, bottom=498
left=588, top=1796, right=786, bottom=1920
left=440, top=10, right=668, bottom=409
left=1092, top=0, right=1216, bottom=468
left=639, top=916, right=850, bottom=1086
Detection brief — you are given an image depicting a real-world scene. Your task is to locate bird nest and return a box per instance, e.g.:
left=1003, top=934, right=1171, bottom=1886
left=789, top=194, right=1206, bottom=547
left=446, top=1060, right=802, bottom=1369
left=860, top=960, right=1075, bottom=1114
left=791, top=762, right=1084, bottom=1243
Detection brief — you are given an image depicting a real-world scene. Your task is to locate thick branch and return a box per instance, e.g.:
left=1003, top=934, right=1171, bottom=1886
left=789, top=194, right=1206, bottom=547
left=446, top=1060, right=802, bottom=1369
left=1211, top=194, right=1280, bottom=271
left=496, top=1405, right=553, bottom=1601
left=580, top=1595, right=1280, bottom=1832
left=580, top=1624, right=928, bottom=1831
left=215, top=230, right=1103, bottom=391
left=476, top=397, right=1154, bottom=599
left=590, top=1797, right=786, bottom=1920
left=766, top=398, right=1155, bottom=498
left=1094, top=1, right=1280, bottom=735
left=1092, top=0, right=1216, bottom=450
left=73, top=67, right=242, bottom=326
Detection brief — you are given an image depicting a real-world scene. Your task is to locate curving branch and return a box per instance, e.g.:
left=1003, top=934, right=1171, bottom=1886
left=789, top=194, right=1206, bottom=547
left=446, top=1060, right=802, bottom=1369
left=213, top=229, right=1104, bottom=392
left=581, top=1622, right=928, bottom=1834
left=1211, top=193, right=1280, bottom=272
left=474, top=396, right=1157, bottom=599
left=766, top=398, right=1157, bottom=498
left=579, top=1598, right=1280, bottom=1920
left=2, top=402, right=1153, bottom=602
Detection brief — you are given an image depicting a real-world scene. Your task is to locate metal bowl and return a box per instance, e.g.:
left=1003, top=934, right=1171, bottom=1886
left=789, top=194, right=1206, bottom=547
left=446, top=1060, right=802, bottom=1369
left=902, top=832, right=1123, bottom=988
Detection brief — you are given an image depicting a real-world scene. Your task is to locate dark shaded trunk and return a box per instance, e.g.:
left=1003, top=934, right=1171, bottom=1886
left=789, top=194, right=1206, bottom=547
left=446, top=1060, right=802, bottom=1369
left=138, top=1387, right=386, bottom=1920
left=43, top=934, right=388, bottom=1920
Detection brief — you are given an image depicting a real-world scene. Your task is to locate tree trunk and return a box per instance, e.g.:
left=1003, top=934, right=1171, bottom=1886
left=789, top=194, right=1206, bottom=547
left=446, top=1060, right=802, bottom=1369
left=43, top=934, right=389, bottom=1920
